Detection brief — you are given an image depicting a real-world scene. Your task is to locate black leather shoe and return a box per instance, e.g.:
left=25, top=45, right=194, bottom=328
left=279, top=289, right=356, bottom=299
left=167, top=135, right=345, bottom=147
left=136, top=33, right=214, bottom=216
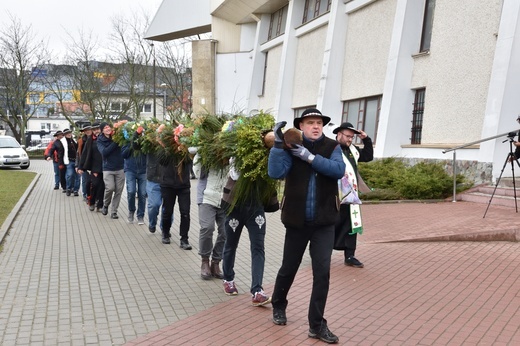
left=66, top=190, right=71, bottom=196
left=89, top=205, right=95, bottom=211
left=73, top=191, right=79, bottom=196
left=148, top=226, right=156, bottom=233
left=162, top=237, right=171, bottom=244
left=110, top=213, right=119, bottom=219
left=345, top=256, right=364, bottom=268
left=308, top=324, right=339, bottom=344
left=101, top=206, right=108, bottom=215
left=273, top=308, right=287, bottom=325
left=54, top=186, right=59, bottom=190
left=180, top=240, right=192, bottom=250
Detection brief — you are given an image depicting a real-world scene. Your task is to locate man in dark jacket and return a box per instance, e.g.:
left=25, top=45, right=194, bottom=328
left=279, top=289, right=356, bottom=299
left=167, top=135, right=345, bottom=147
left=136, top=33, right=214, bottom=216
left=77, top=124, right=93, bottom=202
left=60, top=128, right=80, bottom=196
left=44, top=131, right=65, bottom=190
left=78, top=123, right=104, bottom=212
left=268, top=108, right=345, bottom=344
left=97, top=122, right=125, bottom=219
left=333, top=122, right=373, bottom=268
left=159, top=155, right=192, bottom=249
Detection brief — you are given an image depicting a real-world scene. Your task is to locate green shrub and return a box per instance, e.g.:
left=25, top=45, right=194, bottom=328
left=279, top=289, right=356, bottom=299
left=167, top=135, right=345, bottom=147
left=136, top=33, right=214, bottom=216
left=27, top=149, right=45, bottom=159
left=359, top=158, right=467, bottom=200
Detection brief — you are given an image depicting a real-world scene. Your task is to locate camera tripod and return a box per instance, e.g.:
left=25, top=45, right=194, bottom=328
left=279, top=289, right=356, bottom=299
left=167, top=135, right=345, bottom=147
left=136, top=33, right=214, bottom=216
left=483, top=137, right=520, bottom=218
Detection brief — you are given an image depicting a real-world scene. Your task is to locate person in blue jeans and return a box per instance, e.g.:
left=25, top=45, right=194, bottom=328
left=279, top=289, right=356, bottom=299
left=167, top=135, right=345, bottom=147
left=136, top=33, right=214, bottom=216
left=60, top=128, right=80, bottom=196
left=121, top=142, right=147, bottom=225
left=145, top=152, right=163, bottom=233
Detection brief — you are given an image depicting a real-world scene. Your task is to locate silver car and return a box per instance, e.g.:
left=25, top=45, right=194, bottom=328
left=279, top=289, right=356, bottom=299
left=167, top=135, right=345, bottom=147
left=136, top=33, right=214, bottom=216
left=0, top=135, right=30, bottom=169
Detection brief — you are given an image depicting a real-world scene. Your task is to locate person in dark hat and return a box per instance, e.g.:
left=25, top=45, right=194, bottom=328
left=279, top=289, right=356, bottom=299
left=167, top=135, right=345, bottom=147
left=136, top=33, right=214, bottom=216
left=60, top=128, right=80, bottom=196
left=97, top=122, right=125, bottom=219
left=268, top=108, right=345, bottom=344
left=332, top=122, right=373, bottom=268
left=44, top=130, right=65, bottom=190
left=78, top=123, right=105, bottom=212
left=77, top=124, right=93, bottom=202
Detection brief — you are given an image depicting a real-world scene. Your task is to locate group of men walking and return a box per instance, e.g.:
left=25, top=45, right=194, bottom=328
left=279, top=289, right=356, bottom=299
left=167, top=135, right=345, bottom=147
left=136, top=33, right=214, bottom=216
left=41, top=108, right=373, bottom=344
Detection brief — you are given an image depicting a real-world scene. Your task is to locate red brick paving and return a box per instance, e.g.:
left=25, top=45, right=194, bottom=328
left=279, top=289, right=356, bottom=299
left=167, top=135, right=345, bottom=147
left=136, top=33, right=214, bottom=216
left=126, top=201, right=520, bottom=345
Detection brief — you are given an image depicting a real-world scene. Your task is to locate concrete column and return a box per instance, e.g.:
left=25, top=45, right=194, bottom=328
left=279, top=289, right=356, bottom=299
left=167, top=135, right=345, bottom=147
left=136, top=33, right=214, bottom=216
left=192, top=39, right=217, bottom=115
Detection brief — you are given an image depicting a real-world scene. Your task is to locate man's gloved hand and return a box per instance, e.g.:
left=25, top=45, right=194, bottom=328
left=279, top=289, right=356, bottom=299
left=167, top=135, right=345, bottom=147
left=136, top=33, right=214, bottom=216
left=273, top=121, right=287, bottom=149
left=290, top=144, right=315, bottom=163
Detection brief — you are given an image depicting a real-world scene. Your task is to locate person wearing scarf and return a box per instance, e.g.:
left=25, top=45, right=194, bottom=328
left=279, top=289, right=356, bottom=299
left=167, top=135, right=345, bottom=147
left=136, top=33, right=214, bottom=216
left=333, top=122, right=373, bottom=268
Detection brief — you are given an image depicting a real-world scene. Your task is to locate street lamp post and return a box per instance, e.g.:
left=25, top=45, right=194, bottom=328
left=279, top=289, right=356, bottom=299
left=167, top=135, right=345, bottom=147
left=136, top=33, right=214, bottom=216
left=160, top=83, right=167, bottom=120
left=152, top=43, right=156, bottom=119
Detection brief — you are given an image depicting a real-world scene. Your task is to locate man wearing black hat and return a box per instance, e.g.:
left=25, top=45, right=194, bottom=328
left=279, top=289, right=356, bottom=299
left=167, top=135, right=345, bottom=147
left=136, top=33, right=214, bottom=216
left=44, top=131, right=65, bottom=190
left=78, top=123, right=105, bottom=212
left=333, top=122, right=373, bottom=268
left=77, top=124, right=93, bottom=202
left=60, top=128, right=80, bottom=196
left=97, top=122, right=125, bottom=219
left=268, top=108, right=345, bottom=344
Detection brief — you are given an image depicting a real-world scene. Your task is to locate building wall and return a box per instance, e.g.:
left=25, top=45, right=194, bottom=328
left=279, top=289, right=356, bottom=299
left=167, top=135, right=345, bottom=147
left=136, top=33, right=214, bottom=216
left=292, top=25, right=328, bottom=108
left=215, top=51, right=254, bottom=113
left=258, top=44, right=283, bottom=112
left=341, top=0, right=396, bottom=100
left=212, top=17, right=242, bottom=53
left=412, top=0, right=502, bottom=145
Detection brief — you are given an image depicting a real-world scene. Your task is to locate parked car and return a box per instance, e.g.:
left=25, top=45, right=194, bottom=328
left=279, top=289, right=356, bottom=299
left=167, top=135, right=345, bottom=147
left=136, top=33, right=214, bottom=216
left=0, top=135, right=30, bottom=169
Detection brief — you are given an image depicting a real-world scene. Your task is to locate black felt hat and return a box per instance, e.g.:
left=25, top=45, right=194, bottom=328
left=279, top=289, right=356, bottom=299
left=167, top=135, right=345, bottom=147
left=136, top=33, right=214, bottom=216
left=293, top=108, right=331, bottom=128
left=332, top=122, right=361, bottom=135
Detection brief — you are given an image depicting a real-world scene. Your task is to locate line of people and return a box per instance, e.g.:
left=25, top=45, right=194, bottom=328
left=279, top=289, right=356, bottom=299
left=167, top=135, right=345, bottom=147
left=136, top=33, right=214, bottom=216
left=42, top=110, right=373, bottom=345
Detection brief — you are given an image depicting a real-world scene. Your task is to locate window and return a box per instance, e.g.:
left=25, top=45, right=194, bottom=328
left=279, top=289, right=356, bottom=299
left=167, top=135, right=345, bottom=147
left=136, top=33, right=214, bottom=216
left=293, top=106, right=317, bottom=123
left=142, top=103, right=152, bottom=113
left=411, top=88, right=425, bottom=144
left=303, top=0, right=332, bottom=24
left=420, top=0, right=436, bottom=52
left=110, top=102, right=127, bottom=112
left=342, top=96, right=382, bottom=144
left=268, top=5, right=288, bottom=40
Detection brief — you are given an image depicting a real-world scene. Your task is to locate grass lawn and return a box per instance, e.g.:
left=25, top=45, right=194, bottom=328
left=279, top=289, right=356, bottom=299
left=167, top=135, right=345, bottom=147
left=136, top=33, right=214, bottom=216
left=0, top=169, right=36, bottom=228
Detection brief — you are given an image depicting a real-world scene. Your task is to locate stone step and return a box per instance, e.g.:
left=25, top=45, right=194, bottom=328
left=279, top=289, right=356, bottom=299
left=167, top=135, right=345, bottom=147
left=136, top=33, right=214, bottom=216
left=457, top=187, right=520, bottom=208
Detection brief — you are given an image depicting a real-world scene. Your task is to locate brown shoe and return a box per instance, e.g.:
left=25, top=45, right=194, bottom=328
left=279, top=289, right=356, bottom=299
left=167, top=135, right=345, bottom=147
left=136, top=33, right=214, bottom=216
left=201, top=257, right=212, bottom=280
left=210, top=260, right=223, bottom=279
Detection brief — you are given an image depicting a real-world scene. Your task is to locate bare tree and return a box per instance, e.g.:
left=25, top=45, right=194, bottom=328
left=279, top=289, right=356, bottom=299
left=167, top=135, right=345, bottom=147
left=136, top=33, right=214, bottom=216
left=0, top=15, right=50, bottom=143
left=109, top=11, right=155, bottom=121
left=156, top=41, right=193, bottom=121
left=63, top=31, right=122, bottom=123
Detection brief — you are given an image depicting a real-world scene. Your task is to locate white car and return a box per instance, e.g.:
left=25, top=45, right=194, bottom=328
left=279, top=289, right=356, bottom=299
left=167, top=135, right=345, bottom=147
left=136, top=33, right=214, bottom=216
left=0, top=135, right=30, bottom=169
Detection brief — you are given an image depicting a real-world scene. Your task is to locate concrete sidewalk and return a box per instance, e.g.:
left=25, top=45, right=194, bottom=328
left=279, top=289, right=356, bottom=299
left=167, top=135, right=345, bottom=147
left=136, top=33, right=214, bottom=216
left=0, top=160, right=519, bottom=345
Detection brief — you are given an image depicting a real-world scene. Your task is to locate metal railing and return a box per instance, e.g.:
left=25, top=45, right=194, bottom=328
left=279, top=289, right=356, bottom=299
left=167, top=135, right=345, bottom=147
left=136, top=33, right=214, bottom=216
left=442, top=130, right=518, bottom=202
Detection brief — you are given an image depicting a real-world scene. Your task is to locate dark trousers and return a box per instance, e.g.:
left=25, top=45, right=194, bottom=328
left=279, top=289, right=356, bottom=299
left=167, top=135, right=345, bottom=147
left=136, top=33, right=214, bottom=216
left=90, top=173, right=105, bottom=208
left=272, top=223, right=334, bottom=331
left=161, top=186, right=190, bottom=241
left=222, top=204, right=266, bottom=294
left=59, top=166, right=66, bottom=189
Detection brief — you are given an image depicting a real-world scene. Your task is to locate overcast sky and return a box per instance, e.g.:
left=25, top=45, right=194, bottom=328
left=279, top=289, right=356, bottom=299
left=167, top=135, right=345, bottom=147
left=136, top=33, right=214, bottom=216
left=0, top=0, right=163, bottom=60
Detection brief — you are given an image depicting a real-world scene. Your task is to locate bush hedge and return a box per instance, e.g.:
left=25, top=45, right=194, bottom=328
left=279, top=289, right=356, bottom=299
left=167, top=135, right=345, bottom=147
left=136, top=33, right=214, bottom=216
left=358, top=157, right=469, bottom=200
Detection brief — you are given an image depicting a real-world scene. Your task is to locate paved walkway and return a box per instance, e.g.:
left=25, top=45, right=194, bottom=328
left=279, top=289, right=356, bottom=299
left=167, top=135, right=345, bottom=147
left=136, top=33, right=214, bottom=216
left=0, top=160, right=519, bottom=345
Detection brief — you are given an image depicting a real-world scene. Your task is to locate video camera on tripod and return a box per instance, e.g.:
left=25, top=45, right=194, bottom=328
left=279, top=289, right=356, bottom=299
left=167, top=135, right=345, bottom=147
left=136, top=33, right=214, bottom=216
left=485, top=130, right=520, bottom=217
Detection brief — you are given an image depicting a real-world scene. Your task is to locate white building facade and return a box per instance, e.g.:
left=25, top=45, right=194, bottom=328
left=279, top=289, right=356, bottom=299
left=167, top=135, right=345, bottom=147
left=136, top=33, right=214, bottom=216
left=146, top=0, right=520, bottom=183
